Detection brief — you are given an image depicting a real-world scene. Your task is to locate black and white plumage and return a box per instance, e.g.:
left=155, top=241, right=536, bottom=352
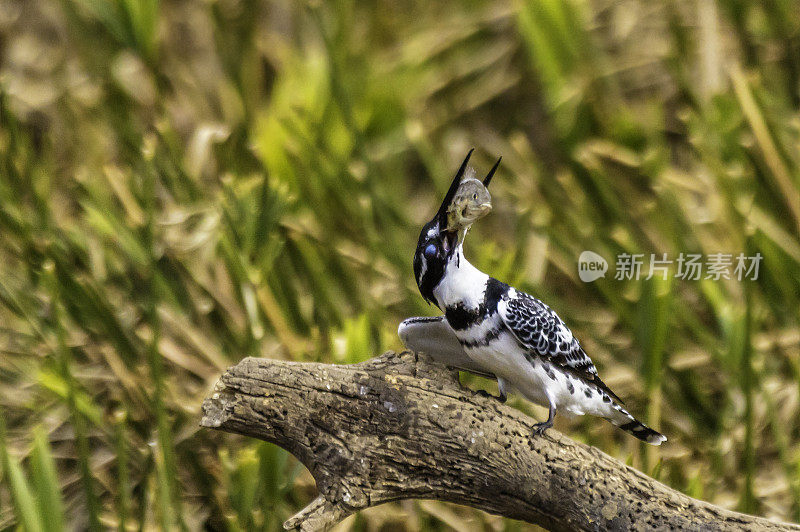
left=403, top=151, right=666, bottom=445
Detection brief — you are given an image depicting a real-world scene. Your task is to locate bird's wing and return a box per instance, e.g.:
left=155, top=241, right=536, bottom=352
left=497, top=289, right=623, bottom=403
left=398, top=316, right=496, bottom=378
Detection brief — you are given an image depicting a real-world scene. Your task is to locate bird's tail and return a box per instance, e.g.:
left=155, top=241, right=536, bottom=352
left=607, top=405, right=666, bottom=446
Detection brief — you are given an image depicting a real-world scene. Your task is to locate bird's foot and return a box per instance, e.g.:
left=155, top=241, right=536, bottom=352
left=476, top=389, right=507, bottom=403
left=532, top=419, right=553, bottom=436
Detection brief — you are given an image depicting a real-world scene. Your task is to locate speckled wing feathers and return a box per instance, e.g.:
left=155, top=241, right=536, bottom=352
left=498, top=290, right=623, bottom=404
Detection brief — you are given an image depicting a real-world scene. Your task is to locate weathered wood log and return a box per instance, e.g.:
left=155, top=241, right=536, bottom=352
left=200, top=351, right=800, bottom=531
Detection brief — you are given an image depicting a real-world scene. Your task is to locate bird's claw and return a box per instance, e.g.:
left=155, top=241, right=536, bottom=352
left=532, top=420, right=553, bottom=436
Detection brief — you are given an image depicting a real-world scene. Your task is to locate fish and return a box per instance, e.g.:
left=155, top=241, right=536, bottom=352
left=445, top=169, right=492, bottom=233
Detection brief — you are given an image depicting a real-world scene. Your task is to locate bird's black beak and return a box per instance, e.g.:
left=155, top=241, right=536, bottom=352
left=434, top=151, right=502, bottom=223
left=428, top=150, right=501, bottom=250
left=434, top=148, right=473, bottom=228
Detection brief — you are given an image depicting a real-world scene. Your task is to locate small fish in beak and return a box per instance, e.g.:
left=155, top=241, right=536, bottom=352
left=445, top=156, right=501, bottom=233
left=446, top=176, right=492, bottom=231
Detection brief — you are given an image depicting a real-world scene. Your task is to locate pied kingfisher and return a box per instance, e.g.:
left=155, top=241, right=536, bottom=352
left=400, top=150, right=666, bottom=445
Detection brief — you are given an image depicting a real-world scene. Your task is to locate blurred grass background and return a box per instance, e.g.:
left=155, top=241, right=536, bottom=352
left=2, top=0, right=800, bottom=529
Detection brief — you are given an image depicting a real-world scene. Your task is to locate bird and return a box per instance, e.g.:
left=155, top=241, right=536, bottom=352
left=403, top=149, right=666, bottom=445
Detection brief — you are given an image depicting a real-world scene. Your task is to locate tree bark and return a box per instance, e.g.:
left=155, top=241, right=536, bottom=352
left=200, top=351, right=799, bottom=531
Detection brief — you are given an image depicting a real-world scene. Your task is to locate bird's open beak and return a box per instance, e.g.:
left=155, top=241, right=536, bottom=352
left=435, top=149, right=474, bottom=227
left=431, top=150, right=500, bottom=240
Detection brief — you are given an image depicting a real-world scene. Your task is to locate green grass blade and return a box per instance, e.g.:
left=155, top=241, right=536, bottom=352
left=31, top=426, right=66, bottom=532
left=738, top=248, right=757, bottom=515
left=0, top=417, right=44, bottom=532
left=42, top=261, right=102, bottom=532
left=114, top=411, right=131, bottom=532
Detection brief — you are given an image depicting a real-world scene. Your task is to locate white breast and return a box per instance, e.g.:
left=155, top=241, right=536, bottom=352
left=433, top=250, right=489, bottom=309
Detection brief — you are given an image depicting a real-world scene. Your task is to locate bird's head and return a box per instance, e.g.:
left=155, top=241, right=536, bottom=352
left=413, top=149, right=501, bottom=306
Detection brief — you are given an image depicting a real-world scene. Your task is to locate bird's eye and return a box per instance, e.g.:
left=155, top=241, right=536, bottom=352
left=472, top=193, right=477, bottom=199
left=424, top=243, right=437, bottom=258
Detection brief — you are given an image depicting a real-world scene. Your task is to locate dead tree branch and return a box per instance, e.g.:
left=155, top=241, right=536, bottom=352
left=200, top=351, right=799, bottom=531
